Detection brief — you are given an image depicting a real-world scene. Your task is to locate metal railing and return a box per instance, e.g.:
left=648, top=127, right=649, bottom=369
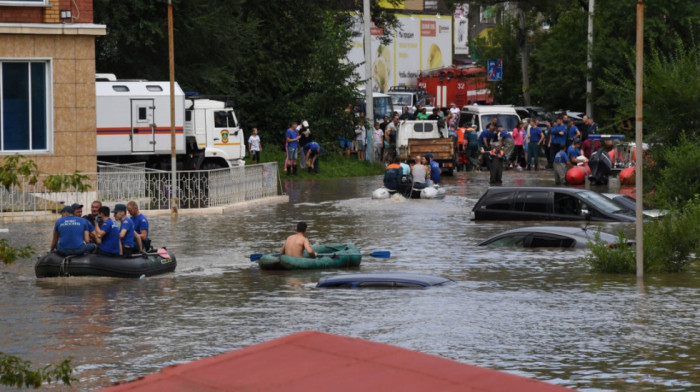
left=0, top=162, right=280, bottom=223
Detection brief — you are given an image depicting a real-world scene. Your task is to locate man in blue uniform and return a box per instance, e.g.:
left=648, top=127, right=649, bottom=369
left=527, top=119, right=544, bottom=170
left=567, top=138, right=587, bottom=165
left=50, top=205, right=95, bottom=256
left=426, top=153, right=440, bottom=185
left=113, top=203, right=141, bottom=257
left=95, top=206, right=121, bottom=256
left=127, top=201, right=150, bottom=252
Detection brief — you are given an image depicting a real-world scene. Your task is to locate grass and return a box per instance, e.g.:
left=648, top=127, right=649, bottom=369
left=245, top=150, right=385, bottom=179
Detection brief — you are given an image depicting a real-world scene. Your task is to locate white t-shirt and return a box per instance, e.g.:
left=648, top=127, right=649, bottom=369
left=450, top=106, right=460, bottom=116
left=373, top=127, right=384, bottom=146
left=248, top=135, right=261, bottom=151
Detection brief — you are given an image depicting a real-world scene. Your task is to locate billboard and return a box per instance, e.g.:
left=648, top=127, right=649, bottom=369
left=454, top=4, right=469, bottom=55
left=347, top=14, right=453, bottom=92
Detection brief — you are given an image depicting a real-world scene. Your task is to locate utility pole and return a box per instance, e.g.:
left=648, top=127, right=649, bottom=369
left=635, top=0, right=644, bottom=278
left=168, top=0, right=177, bottom=215
left=586, top=0, right=595, bottom=117
left=363, top=0, right=374, bottom=162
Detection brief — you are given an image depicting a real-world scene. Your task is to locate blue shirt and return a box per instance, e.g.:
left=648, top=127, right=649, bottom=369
left=568, top=125, right=579, bottom=140
left=499, top=129, right=511, bottom=139
left=54, top=215, right=89, bottom=250
left=131, top=213, right=149, bottom=240
left=567, top=145, right=581, bottom=161
left=529, top=127, right=543, bottom=143
left=551, top=125, right=567, bottom=145
left=307, top=142, right=320, bottom=152
left=554, top=150, right=569, bottom=163
left=99, top=218, right=121, bottom=255
left=429, top=160, right=441, bottom=184
left=120, top=217, right=136, bottom=248
left=285, top=128, right=299, bottom=149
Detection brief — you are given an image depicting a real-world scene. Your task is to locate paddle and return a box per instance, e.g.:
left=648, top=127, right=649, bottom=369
left=250, top=250, right=390, bottom=262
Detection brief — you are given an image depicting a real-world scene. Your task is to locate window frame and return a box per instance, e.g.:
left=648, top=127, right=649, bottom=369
left=0, top=0, right=49, bottom=5
left=0, top=58, right=53, bottom=155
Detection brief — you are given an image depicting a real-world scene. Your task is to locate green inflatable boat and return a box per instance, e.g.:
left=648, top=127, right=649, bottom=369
left=257, top=244, right=362, bottom=270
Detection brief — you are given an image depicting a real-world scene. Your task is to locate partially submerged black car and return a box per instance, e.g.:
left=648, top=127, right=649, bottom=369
left=472, top=187, right=636, bottom=222
left=317, top=272, right=455, bottom=289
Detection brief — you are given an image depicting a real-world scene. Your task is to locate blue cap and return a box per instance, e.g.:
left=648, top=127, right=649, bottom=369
left=60, top=205, right=74, bottom=214
left=112, top=203, right=127, bottom=213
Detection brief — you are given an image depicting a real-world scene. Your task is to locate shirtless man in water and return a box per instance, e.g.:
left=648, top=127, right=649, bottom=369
left=280, top=222, right=317, bottom=258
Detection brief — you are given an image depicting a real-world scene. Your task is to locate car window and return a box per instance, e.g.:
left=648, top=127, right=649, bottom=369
left=484, top=234, right=528, bottom=247
left=459, top=113, right=475, bottom=128
left=514, top=191, right=550, bottom=213
left=481, top=192, right=513, bottom=210
left=530, top=235, right=576, bottom=248
left=579, top=191, right=626, bottom=213
left=553, top=193, right=582, bottom=216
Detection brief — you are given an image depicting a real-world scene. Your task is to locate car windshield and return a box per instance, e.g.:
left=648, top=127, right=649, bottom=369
left=579, top=191, right=630, bottom=213
left=389, top=94, right=412, bottom=106
left=482, top=114, right=520, bottom=131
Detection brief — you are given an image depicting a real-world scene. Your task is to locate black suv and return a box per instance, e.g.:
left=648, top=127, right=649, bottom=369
left=472, top=187, right=636, bottom=222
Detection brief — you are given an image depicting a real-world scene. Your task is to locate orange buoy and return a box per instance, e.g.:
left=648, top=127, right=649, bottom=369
left=619, top=167, right=635, bottom=185
left=566, top=166, right=587, bottom=185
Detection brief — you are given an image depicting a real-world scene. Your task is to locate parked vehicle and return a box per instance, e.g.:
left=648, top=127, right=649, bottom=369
left=458, top=105, right=521, bottom=132
left=478, top=226, right=622, bottom=249
left=387, top=85, right=433, bottom=114
left=603, top=193, right=667, bottom=219
left=471, top=187, right=636, bottom=222
left=395, top=120, right=455, bottom=175
left=96, top=74, right=245, bottom=170
left=417, top=66, right=492, bottom=108
left=356, top=88, right=395, bottom=121
left=317, top=272, right=454, bottom=289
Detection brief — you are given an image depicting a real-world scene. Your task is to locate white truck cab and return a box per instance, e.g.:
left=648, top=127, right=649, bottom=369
left=185, top=98, right=245, bottom=169
left=458, top=105, right=521, bottom=132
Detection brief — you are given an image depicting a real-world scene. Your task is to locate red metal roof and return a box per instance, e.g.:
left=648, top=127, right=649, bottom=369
left=100, top=330, right=576, bottom=392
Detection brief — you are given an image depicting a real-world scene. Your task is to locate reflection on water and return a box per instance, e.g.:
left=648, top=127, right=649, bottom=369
left=1, top=170, right=698, bottom=391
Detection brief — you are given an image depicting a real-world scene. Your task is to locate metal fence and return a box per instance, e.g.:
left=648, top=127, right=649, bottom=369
left=0, top=162, right=280, bottom=223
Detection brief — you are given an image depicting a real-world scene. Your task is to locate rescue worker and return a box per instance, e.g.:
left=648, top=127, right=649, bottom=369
left=50, top=205, right=95, bottom=257
left=553, top=144, right=570, bottom=185
left=127, top=201, right=150, bottom=252
left=94, top=206, right=121, bottom=256
left=113, top=203, right=141, bottom=257
left=426, top=153, right=440, bottom=185
left=488, top=141, right=505, bottom=185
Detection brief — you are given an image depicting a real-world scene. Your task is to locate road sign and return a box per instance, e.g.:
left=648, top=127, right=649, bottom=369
left=487, top=59, right=502, bottom=81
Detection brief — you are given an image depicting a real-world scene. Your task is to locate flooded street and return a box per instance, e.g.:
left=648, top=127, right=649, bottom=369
left=1, top=169, right=699, bottom=391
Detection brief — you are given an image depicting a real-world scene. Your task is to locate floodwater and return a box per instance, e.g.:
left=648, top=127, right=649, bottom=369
left=1, top=169, right=698, bottom=392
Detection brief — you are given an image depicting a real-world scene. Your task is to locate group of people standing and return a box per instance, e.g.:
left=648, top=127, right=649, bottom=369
left=51, top=200, right=150, bottom=258
left=285, top=120, right=321, bottom=175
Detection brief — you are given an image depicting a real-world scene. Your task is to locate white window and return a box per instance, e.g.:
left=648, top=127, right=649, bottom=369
left=0, top=60, right=51, bottom=153
left=0, top=0, right=49, bottom=5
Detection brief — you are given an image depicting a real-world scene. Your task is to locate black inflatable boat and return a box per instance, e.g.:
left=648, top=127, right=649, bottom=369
left=35, top=248, right=176, bottom=278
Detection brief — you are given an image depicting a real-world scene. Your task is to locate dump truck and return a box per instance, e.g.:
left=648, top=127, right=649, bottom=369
left=395, top=120, right=456, bottom=175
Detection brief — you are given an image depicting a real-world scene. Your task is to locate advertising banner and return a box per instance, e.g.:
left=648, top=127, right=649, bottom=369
left=454, top=4, right=469, bottom=55
left=347, top=14, right=452, bottom=92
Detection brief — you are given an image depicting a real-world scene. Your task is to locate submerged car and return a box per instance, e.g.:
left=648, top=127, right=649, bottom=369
left=478, top=226, right=621, bottom=249
left=472, top=187, right=636, bottom=222
left=603, top=193, right=667, bottom=219
left=317, top=272, right=454, bottom=289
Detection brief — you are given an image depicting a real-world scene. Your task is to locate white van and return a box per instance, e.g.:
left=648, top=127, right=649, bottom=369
left=458, top=105, right=521, bottom=132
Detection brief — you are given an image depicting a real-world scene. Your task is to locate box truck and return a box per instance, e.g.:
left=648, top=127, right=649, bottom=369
left=95, top=75, right=245, bottom=170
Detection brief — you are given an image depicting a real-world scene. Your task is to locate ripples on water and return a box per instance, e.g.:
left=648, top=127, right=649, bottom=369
left=0, top=171, right=698, bottom=391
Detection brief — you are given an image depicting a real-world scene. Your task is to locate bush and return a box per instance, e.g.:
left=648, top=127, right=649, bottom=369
left=645, top=134, right=700, bottom=209
left=583, top=197, right=700, bottom=273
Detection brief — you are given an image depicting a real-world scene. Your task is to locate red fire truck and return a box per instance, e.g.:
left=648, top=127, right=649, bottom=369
left=417, top=66, right=493, bottom=109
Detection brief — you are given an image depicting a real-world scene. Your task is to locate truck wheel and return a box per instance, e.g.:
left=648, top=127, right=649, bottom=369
left=201, top=161, right=223, bottom=170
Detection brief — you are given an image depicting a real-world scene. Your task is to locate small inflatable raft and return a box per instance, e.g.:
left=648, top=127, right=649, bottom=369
left=257, top=244, right=361, bottom=270
left=35, top=248, right=176, bottom=278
